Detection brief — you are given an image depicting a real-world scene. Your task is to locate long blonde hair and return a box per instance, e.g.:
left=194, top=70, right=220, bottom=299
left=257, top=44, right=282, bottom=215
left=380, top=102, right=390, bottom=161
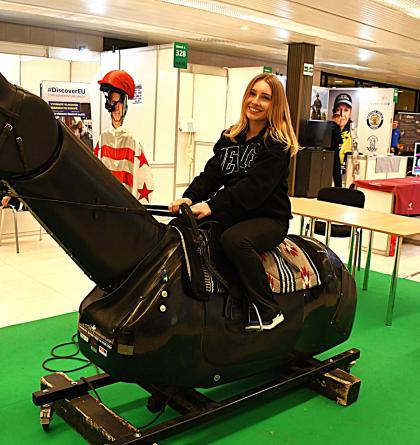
left=225, top=73, right=299, bottom=156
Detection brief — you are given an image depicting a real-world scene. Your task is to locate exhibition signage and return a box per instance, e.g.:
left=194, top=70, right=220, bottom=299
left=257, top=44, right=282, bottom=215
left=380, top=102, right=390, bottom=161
left=397, top=112, right=420, bottom=151
left=173, top=42, right=189, bottom=69
left=41, top=80, right=94, bottom=149
left=326, top=88, right=394, bottom=156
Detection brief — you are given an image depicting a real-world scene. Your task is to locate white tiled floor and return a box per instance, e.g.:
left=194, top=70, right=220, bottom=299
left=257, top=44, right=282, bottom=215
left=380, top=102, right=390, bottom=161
left=0, top=217, right=419, bottom=329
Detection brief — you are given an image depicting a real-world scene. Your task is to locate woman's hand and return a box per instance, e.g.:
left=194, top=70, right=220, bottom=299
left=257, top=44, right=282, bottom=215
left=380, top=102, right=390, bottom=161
left=1, top=196, right=11, bottom=207
left=168, top=197, right=192, bottom=214
left=190, top=202, right=212, bottom=220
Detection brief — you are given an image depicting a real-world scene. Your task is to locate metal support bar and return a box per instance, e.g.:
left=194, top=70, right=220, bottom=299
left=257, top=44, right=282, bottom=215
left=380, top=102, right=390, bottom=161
left=33, top=373, right=116, bottom=406
left=386, top=236, right=403, bottom=326
left=299, top=215, right=305, bottom=236
left=357, top=230, right=363, bottom=271
left=325, top=221, right=331, bottom=247
left=309, top=217, right=315, bottom=237
left=362, top=230, right=374, bottom=291
left=351, top=230, right=360, bottom=278
left=347, top=226, right=356, bottom=273
left=11, top=206, right=19, bottom=253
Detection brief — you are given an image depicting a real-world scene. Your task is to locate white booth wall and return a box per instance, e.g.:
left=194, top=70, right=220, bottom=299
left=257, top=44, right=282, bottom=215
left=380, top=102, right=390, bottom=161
left=0, top=52, right=101, bottom=239
left=1, top=45, right=266, bottom=240
left=98, top=45, right=265, bottom=205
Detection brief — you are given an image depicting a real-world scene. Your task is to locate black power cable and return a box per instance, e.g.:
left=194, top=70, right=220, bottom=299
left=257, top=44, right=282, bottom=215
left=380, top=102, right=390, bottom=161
left=41, top=333, right=96, bottom=373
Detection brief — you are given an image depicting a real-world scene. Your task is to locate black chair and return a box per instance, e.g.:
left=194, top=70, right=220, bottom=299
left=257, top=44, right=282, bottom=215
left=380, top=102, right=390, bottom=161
left=305, top=187, right=365, bottom=272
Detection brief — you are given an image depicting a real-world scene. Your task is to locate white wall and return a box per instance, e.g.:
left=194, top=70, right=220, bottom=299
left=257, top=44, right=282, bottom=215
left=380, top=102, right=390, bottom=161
left=71, top=61, right=101, bottom=143
left=21, top=57, right=71, bottom=95
left=0, top=53, right=20, bottom=84
left=225, top=67, right=263, bottom=128
left=120, top=47, right=157, bottom=162
left=1, top=54, right=101, bottom=240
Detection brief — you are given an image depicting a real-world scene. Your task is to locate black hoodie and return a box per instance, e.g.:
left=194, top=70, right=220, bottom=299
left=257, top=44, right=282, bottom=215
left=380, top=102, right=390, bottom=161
left=183, top=128, right=292, bottom=227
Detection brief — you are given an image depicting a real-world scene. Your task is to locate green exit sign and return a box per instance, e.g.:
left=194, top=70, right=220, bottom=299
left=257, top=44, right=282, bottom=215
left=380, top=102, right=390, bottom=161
left=174, top=42, right=189, bottom=69
left=263, top=66, right=273, bottom=73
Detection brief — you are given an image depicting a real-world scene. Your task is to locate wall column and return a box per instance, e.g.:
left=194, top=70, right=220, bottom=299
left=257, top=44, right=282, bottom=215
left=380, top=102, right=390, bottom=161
left=286, top=43, right=315, bottom=195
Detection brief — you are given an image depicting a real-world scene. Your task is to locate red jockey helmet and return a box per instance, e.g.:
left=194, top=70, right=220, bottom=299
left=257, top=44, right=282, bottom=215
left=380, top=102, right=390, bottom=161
left=98, top=70, right=135, bottom=99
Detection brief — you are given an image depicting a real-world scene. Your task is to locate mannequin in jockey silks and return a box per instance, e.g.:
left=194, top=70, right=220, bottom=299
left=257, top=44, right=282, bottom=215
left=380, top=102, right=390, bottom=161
left=94, top=70, right=154, bottom=203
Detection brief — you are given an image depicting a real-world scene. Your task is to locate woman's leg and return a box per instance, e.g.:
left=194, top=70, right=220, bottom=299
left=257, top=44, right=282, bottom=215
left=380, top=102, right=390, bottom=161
left=220, top=217, right=289, bottom=322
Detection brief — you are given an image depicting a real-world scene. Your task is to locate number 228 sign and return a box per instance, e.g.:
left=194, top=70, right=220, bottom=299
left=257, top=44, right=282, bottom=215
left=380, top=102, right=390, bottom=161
left=174, top=42, right=189, bottom=69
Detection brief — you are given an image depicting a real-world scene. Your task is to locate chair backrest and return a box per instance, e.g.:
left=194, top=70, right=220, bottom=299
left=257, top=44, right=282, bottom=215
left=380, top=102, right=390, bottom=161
left=317, top=187, right=365, bottom=209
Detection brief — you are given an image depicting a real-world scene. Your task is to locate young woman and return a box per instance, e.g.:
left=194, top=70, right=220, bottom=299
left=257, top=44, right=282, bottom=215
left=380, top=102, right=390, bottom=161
left=169, top=73, right=299, bottom=332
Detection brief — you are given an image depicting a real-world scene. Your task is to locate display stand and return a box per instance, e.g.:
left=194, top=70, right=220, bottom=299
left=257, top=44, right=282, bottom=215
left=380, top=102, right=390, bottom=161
left=33, top=349, right=360, bottom=445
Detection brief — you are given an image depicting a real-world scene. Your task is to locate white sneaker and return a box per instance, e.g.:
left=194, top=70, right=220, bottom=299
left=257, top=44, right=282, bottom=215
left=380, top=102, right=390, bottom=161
left=245, top=312, right=285, bottom=333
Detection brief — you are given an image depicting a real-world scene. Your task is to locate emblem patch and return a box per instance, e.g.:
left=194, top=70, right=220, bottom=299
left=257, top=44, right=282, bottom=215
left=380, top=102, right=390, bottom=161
left=366, top=110, right=384, bottom=130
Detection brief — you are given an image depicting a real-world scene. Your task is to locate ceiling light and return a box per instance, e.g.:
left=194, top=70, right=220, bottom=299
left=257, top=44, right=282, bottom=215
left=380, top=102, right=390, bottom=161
left=240, top=25, right=248, bottom=31
left=88, top=0, right=107, bottom=15
left=372, top=0, right=420, bottom=18
left=321, top=61, right=372, bottom=70
left=406, top=7, right=420, bottom=18
left=358, top=48, right=371, bottom=62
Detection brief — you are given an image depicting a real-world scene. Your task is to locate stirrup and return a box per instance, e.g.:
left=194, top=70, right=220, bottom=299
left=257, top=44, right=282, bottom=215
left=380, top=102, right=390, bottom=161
left=245, top=303, right=263, bottom=333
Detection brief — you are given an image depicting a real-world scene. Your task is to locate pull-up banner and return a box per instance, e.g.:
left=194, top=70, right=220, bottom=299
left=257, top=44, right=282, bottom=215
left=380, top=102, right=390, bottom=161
left=41, top=80, right=94, bottom=149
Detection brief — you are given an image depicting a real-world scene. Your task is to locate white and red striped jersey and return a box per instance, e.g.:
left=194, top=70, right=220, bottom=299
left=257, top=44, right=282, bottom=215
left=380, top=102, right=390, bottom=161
left=94, top=126, right=154, bottom=203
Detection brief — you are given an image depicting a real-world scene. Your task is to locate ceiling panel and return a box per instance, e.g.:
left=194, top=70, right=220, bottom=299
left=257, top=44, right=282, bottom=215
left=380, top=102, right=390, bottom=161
left=0, top=0, right=418, bottom=89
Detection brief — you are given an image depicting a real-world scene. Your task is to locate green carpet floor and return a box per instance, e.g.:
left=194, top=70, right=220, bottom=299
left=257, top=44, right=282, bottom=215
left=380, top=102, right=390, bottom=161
left=1, top=270, right=420, bottom=445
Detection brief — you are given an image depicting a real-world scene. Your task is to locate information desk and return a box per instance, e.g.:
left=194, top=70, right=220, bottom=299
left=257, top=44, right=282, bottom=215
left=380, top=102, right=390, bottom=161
left=290, top=197, right=420, bottom=326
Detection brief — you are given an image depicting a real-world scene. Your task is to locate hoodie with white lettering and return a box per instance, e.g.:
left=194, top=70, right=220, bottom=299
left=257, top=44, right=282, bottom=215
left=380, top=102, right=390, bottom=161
left=183, top=128, right=291, bottom=228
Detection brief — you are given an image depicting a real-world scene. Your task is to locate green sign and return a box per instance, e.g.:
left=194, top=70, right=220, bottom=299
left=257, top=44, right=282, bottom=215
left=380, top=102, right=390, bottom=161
left=393, top=88, right=399, bottom=103
left=173, top=42, right=188, bottom=69
left=263, top=66, right=273, bottom=73
left=303, top=63, right=314, bottom=76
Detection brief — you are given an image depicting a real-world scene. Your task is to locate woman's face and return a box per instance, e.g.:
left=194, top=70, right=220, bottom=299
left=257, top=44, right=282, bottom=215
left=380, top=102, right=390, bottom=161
left=336, top=104, right=352, bottom=130
left=245, top=80, right=272, bottom=124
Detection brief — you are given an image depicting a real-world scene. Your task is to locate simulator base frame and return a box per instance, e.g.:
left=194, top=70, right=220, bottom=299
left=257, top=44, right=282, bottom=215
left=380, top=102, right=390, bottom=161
left=32, top=348, right=360, bottom=445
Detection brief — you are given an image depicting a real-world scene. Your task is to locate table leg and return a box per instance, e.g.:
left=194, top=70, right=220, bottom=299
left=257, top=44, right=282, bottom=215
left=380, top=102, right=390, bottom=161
left=385, top=236, right=403, bottom=326
left=347, top=227, right=356, bottom=273
left=325, top=221, right=331, bottom=247
left=300, top=216, right=305, bottom=236
left=362, top=230, right=374, bottom=291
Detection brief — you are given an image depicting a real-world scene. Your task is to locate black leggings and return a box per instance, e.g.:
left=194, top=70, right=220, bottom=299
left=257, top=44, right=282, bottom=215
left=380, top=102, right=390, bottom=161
left=220, top=217, right=289, bottom=320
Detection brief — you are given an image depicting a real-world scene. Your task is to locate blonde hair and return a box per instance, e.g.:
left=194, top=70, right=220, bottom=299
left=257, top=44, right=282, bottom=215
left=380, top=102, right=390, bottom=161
left=224, top=73, right=299, bottom=156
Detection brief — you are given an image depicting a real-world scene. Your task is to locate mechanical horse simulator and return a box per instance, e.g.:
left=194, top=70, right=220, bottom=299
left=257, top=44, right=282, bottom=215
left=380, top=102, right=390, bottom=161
left=0, top=73, right=361, bottom=444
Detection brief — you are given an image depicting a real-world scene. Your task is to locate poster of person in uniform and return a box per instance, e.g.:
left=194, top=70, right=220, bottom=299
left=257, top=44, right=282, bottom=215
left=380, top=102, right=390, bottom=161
left=41, top=81, right=94, bottom=149
left=310, top=87, right=329, bottom=120
left=327, top=89, right=360, bottom=166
